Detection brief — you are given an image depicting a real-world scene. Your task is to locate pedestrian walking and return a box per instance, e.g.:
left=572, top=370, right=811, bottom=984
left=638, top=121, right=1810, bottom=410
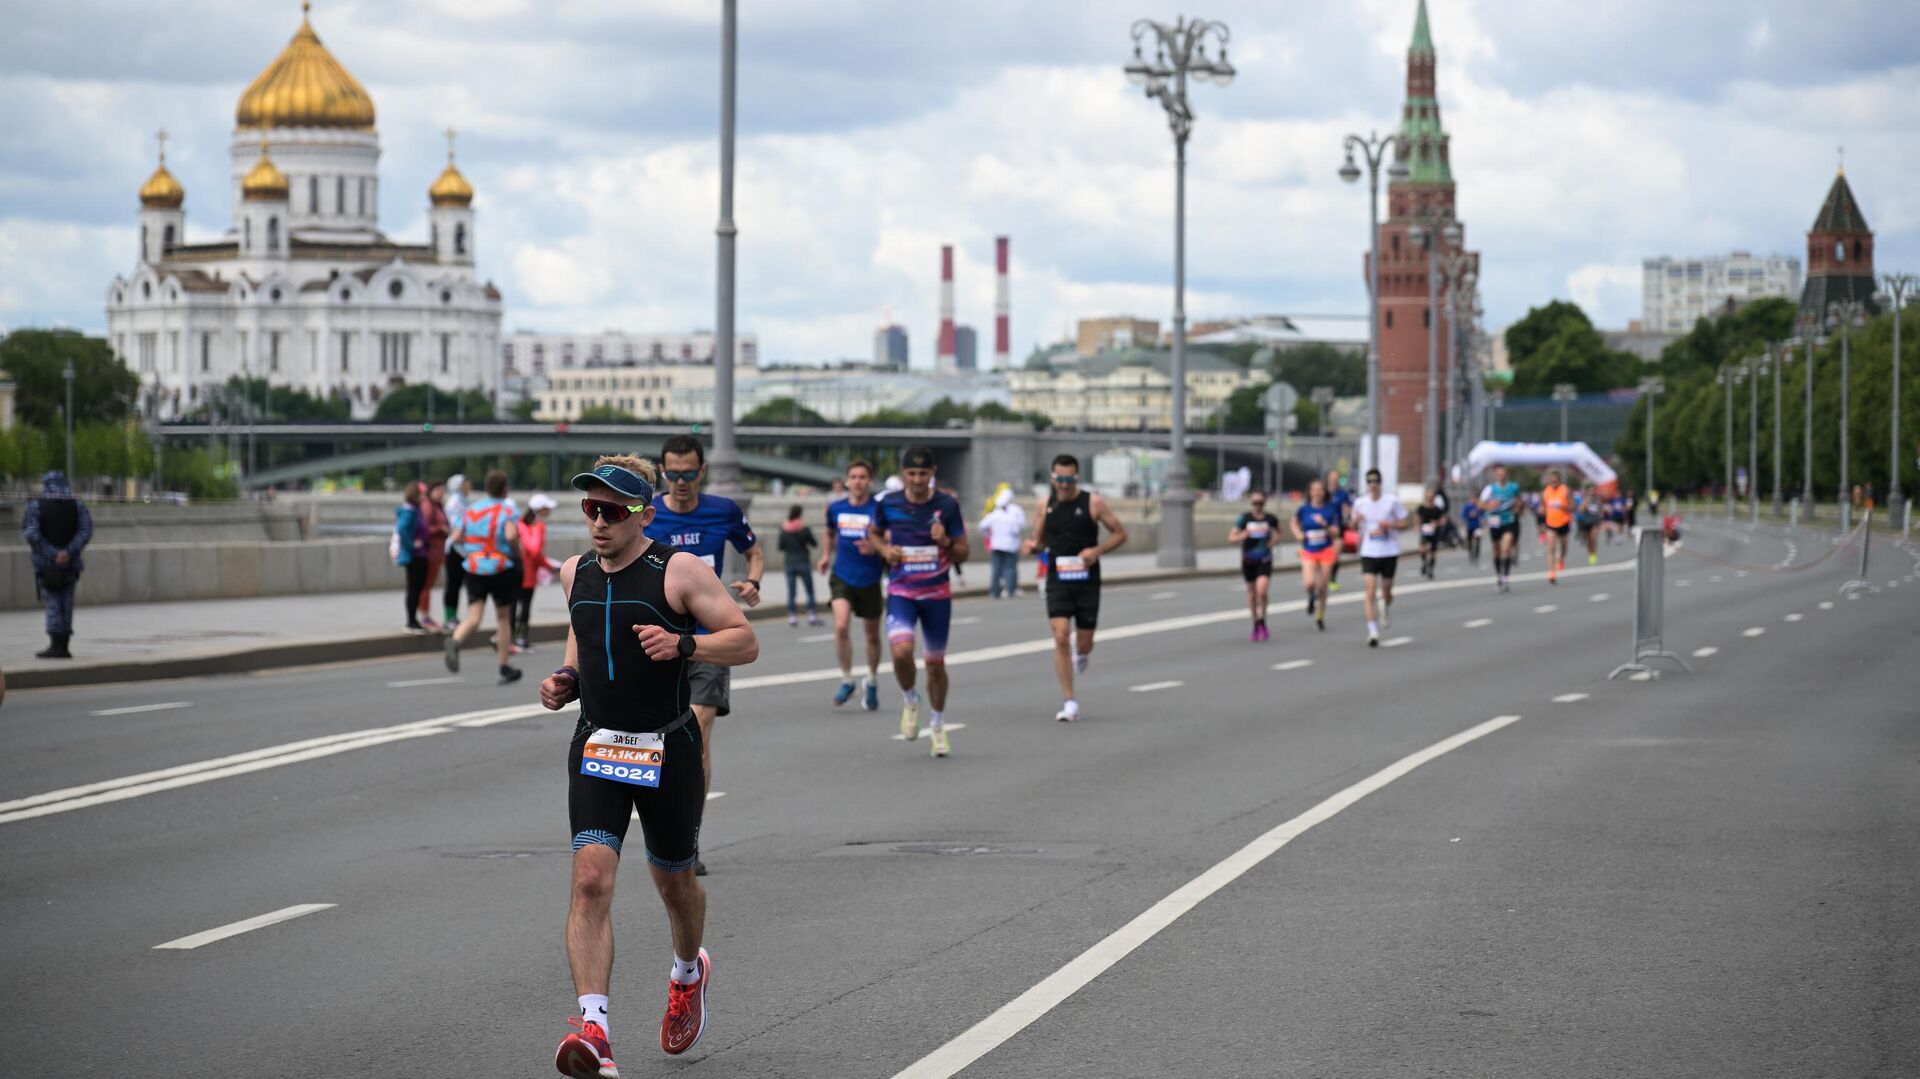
left=395, top=483, right=429, bottom=633
left=21, top=470, right=92, bottom=659
left=440, top=473, right=470, bottom=625
left=778, top=504, right=820, bottom=626
left=515, top=493, right=561, bottom=651
left=444, top=469, right=525, bottom=685
left=979, top=488, right=1027, bottom=598
left=418, top=481, right=450, bottom=631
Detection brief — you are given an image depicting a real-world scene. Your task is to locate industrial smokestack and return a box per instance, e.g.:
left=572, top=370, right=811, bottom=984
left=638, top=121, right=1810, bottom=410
left=937, top=244, right=957, bottom=371
left=994, top=236, right=1010, bottom=370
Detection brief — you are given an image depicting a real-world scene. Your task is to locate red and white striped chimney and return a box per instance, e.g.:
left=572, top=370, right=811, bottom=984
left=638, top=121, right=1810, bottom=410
left=936, top=244, right=957, bottom=370
left=994, top=236, right=1010, bottom=370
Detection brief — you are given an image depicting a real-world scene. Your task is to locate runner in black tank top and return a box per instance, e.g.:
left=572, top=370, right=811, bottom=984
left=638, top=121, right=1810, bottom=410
left=1022, top=454, right=1127, bottom=722
left=541, top=458, right=759, bottom=1073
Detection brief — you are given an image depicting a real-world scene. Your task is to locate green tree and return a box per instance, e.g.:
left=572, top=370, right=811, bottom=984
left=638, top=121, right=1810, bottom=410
left=0, top=329, right=139, bottom=427
left=574, top=403, right=640, bottom=423
left=507, top=397, right=540, bottom=421
left=741, top=397, right=829, bottom=425
left=374, top=384, right=494, bottom=423
left=1271, top=342, right=1366, bottom=398
left=1502, top=301, right=1641, bottom=395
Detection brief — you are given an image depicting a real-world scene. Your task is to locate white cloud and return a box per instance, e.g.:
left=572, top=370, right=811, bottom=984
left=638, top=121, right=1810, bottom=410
left=1567, top=262, right=1642, bottom=327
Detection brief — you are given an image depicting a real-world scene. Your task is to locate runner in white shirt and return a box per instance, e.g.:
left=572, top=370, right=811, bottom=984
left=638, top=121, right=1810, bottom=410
left=1350, top=468, right=1408, bottom=647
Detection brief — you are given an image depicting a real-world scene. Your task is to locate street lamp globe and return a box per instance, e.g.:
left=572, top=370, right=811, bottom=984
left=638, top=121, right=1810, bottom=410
left=1387, top=144, right=1411, bottom=181
left=1339, top=155, right=1361, bottom=184
left=1211, top=50, right=1235, bottom=85
left=1126, top=48, right=1151, bottom=84
left=1442, top=221, right=1462, bottom=246
left=1406, top=222, right=1427, bottom=247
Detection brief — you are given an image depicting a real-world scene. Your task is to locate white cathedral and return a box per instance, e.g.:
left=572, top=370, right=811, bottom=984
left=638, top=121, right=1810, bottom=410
left=106, top=3, right=503, bottom=420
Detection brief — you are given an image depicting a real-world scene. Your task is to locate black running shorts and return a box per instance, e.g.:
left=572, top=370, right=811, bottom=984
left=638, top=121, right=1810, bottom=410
left=1241, top=558, right=1273, bottom=582
left=1045, top=579, right=1100, bottom=629
left=1360, top=555, right=1399, bottom=579
left=568, top=719, right=704, bottom=871
left=465, top=570, right=519, bottom=609
left=829, top=574, right=884, bottom=621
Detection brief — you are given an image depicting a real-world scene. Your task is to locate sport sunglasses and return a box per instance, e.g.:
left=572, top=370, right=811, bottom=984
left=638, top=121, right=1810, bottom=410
left=661, top=469, right=702, bottom=483
left=581, top=499, right=645, bottom=523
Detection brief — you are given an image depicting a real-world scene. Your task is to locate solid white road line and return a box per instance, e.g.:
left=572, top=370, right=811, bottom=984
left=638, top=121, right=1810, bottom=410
left=385, top=676, right=463, bottom=688
left=1271, top=660, right=1314, bottom=671
left=153, top=903, right=335, bottom=950
left=1784, top=613, right=1803, bottom=622
left=88, top=701, right=192, bottom=717
left=1533, top=605, right=1558, bottom=614
left=1743, top=627, right=1766, bottom=638
left=1148, top=591, right=1179, bottom=600
left=1462, top=617, right=1493, bottom=628
left=8, top=559, right=1639, bottom=826
left=1381, top=636, right=1413, bottom=648
left=893, top=723, right=968, bottom=742
left=797, top=633, right=836, bottom=644
left=1692, top=646, right=1719, bottom=658
left=706, top=791, right=726, bottom=801
left=889, top=715, right=1524, bottom=1079
left=1128, top=681, right=1184, bottom=693
left=1551, top=693, right=1589, bottom=703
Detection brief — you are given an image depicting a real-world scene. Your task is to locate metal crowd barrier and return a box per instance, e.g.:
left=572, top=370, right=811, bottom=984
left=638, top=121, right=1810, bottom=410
left=1609, top=527, right=1690, bottom=681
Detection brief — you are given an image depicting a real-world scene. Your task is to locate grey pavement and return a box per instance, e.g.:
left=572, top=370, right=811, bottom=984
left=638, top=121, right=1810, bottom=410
left=2, top=520, right=1915, bottom=1077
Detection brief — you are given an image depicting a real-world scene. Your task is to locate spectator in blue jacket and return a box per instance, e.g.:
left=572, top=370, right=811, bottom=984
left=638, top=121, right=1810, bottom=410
left=396, top=482, right=429, bottom=632
left=21, top=470, right=93, bottom=659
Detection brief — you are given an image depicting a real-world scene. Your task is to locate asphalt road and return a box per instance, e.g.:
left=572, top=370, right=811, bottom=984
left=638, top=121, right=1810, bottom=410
left=3, top=521, right=1916, bottom=1077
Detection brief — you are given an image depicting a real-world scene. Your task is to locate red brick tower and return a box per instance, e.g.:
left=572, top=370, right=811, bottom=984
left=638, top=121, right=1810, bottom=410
left=1798, top=166, right=1878, bottom=318
left=1369, top=0, right=1476, bottom=482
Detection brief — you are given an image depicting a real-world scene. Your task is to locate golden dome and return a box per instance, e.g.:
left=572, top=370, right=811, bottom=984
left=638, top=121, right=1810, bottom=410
left=234, top=3, right=376, bottom=131
left=140, top=164, right=185, bottom=209
left=429, top=128, right=473, bottom=206
left=242, top=146, right=290, bottom=201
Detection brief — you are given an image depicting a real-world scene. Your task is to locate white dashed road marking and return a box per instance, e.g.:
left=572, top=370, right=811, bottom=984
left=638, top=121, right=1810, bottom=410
left=1818, top=601, right=1835, bottom=610
left=889, top=714, right=1524, bottom=1079
left=798, top=633, right=836, bottom=644
left=1533, top=605, right=1558, bottom=614
left=1676, top=579, right=1692, bottom=587
left=1588, top=593, right=1609, bottom=602
left=1462, top=618, right=1493, bottom=628
left=1709, top=575, right=1724, bottom=583
left=1784, top=613, right=1803, bottom=622
left=89, top=701, right=193, bottom=717
left=1149, top=591, right=1179, bottom=600
left=1692, top=647, right=1719, bottom=658
left=154, top=904, right=335, bottom=950
left=1551, top=693, right=1589, bottom=703
left=1381, top=636, right=1413, bottom=648
left=1742, top=627, right=1766, bottom=638
left=1271, top=660, right=1314, bottom=671
left=1128, top=681, right=1185, bottom=693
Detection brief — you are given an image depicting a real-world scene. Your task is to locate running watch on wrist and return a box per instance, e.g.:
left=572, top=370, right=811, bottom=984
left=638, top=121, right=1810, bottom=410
left=676, top=633, right=697, bottom=659
left=745, top=578, right=761, bottom=590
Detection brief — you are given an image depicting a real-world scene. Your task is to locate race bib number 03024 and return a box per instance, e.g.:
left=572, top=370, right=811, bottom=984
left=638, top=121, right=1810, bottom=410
left=580, top=728, right=665, bottom=788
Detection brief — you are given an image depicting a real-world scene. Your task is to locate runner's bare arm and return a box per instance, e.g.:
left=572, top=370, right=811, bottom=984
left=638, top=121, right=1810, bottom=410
left=648, top=554, right=757, bottom=666
left=1092, top=494, right=1128, bottom=556
left=1022, top=499, right=1049, bottom=556
left=817, top=508, right=835, bottom=576
left=540, top=555, right=583, bottom=710
left=731, top=542, right=765, bottom=607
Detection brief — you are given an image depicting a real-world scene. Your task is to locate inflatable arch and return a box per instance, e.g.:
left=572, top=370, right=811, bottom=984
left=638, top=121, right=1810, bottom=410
left=1458, top=441, right=1619, bottom=496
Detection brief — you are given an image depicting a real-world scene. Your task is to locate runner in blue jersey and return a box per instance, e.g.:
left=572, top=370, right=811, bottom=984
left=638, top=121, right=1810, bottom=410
left=646, top=434, right=763, bottom=876
left=869, top=447, right=969, bottom=758
left=819, top=459, right=886, bottom=712
left=1325, top=469, right=1354, bottom=592
left=1478, top=463, right=1522, bottom=592
left=1461, top=498, right=1484, bottom=565
left=1292, top=478, right=1342, bottom=632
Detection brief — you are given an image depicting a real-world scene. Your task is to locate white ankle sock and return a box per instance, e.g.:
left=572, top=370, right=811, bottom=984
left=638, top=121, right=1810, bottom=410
left=929, top=710, right=944, bottom=729
left=1062, top=699, right=1080, bottom=717
left=1367, top=620, right=1379, bottom=636
left=671, top=955, right=702, bottom=985
left=578, top=994, right=609, bottom=1036
left=905, top=689, right=920, bottom=704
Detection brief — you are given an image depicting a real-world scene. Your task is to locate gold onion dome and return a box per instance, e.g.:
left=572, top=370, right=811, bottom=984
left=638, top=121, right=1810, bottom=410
left=234, top=3, right=376, bottom=131
left=430, top=128, right=474, bottom=206
left=140, top=163, right=185, bottom=209
left=242, top=146, right=290, bottom=201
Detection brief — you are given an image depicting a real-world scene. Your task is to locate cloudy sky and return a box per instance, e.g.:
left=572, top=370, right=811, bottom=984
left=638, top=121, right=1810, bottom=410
left=3, top=0, right=1917, bottom=365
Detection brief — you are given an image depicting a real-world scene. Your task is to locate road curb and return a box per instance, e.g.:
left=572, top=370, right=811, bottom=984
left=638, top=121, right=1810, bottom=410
left=5, top=554, right=1377, bottom=691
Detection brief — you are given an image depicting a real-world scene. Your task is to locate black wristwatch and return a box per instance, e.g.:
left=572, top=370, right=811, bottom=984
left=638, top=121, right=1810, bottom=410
left=745, top=578, right=761, bottom=590
left=676, top=632, right=697, bottom=659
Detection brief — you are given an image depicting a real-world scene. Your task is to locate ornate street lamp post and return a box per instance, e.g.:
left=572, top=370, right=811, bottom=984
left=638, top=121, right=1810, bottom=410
left=1718, top=361, right=1748, bottom=519
left=1126, top=14, right=1234, bottom=568
left=1551, top=383, right=1577, bottom=443
left=1876, top=272, right=1914, bottom=513
left=1828, top=299, right=1867, bottom=530
left=1340, top=133, right=1408, bottom=477
left=707, top=0, right=744, bottom=496
left=1638, top=376, right=1663, bottom=498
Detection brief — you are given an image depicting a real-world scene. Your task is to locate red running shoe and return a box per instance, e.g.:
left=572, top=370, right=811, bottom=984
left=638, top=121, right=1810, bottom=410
left=555, top=1016, right=619, bottom=1078
left=660, top=948, right=711, bottom=1055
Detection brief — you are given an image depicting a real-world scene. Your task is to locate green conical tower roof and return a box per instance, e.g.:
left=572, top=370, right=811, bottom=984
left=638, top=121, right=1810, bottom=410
left=1811, top=170, right=1870, bottom=234
left=1410, top=0, right=1434, bottom=55
left=1397, top=0, right=1452, bottom=185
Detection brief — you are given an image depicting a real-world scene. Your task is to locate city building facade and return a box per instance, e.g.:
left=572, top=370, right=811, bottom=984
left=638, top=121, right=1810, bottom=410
left=1641, top=252, right=1802, bottom=333
left=105, top=8, right=502, bottom=420
left=1076, top=317, right=1161, bottom=357
left=954, top=325, right=978, bottom=371
left=501, top=330, right=756, bottom=379
left=533, top=364, right=714, bottom=422
left=1372, top=0, right=1478, bottom=482
left=1798, top=169, right=1878, bottom=319
left=873, top=323, right=909, bottom=369
left=1008, top=349, right=1250, bottom=431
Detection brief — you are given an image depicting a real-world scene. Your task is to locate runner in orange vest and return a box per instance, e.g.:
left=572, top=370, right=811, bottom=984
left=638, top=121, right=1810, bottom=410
left=1541, top=469, right=1573, bottom=585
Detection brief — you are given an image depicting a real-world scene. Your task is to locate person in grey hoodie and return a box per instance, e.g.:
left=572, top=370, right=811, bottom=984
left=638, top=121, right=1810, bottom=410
left=439, top=473, right=469, bottom=624
left=21, top=470, right=92, bottom=659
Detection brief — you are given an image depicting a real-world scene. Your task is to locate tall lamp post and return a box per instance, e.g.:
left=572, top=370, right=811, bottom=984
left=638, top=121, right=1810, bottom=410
left=706, top=0, right=744, bottom=496
left=1126, top=14, right=1235, bottom=568
left=62, top=357, right=76, bottom=480
left=1408, top=217, right=1461, bottom=486
left=1487, top=389, right=1504, bottom=440
left=1437, top=253, right=1475, bottom=476
left=1876, top=272, right=1914, bottom=514
left=1828, top=299, right=1866, bottom=530
left=1551, top=383, right=1577, bottom=443
left=1791, top=314, right=1818, bottom=518
left=1340, top=132, right=1409, bottom=476
left=1638, top=376, right=1663, bottom=498
left=1749, top=353, right=1765, bottom=524
left=1718, top=361, right=1747, bottom=519
left=1769, top=340, right=1785, bottom=516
